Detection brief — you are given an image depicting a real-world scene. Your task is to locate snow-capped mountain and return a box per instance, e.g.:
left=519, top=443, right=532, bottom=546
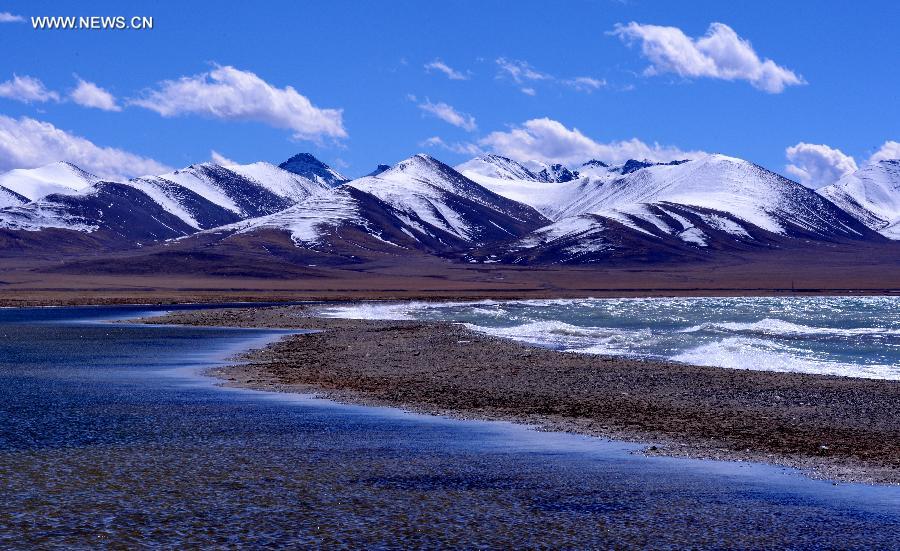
left=365, top=164, right=391, bottom=177
left=146, top=163, right=324, bottom=220
left=278, top=153, right=348, bottom=187
left=0, top=182, right=196, bottom=240
left=458, top=153, right=881, bottom=263
left=555, top=154, right=870, bottom=238
left=0, top=185, right=28, bottom=209
left=470, top=154, right=873, bottom=239
left=0, top=150, right=895, bottom=266
left=346, top=154, right=549, bottom=244
left=529, top=161, right=579, bottom=183
left=0, top=162, right=103, bottom=205
left=457, top=155, right=579, bottom=183
left=191, top=186, right=447, bottom=261
left=190, top=154, right=551, bottom=261
left=456, top=154, right=542, bottom=181
left=818, top=160, right=900, bottom=239
left=0, top=159, right=329, bottom=246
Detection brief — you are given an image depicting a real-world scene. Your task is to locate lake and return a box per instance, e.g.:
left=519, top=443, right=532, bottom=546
left=1, top=304, right=899, bottom=547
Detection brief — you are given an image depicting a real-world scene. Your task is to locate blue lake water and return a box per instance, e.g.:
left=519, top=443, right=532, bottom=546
left=320, top=296, right=900, bottom=379
left=1, top=304, right=899, bottom=548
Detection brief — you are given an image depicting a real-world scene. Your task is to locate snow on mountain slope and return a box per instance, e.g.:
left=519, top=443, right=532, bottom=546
left=278, top=153, right=348, bottom=187
left=123, top=176, right=242, bottom=230
left=0, top=182, right=196, bottom=240
left=458, top=171, right=583, bottom=220
left=346, top=154, right=549, bottom=243
left=527, top=161, right=580, bottom=183
left=461, top=153, right=867, bottom=239
left=0, top=185, right=28, bottom=209
left=556, top=154, right=870, bottom=239
left=456, top=154, right=541, bottom=181
left=225, top=161, right=328, bottom=202
left=0, top=162, right=102, bottom=202
left=124, top=162, right=326, bottom=230
left=819, top=160, right=900, bottom=239
left=151, top=163, right=323, bottom=219
left=208, top=187, right=366, bottom=245
left=192, top=185, right=471, bottom=257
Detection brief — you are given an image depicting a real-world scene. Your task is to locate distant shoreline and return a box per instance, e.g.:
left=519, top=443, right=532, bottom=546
left=136, top=303, right=900, bottom=485
left=3, top=287, right=900, bottom=308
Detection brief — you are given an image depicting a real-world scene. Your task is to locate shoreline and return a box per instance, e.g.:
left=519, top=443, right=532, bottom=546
left=3, top=287, right=900, bottom=308
left=138, top=304, right=900, bottom=485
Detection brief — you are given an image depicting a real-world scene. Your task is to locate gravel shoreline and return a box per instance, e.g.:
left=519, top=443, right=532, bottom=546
left=138, top=304, right=900, bottom=485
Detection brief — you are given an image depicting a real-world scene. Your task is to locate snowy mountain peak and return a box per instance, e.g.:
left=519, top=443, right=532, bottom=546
left=347, top=154, right=548, bottom=243
left=609, top=158, right=691, bottom=175
left=0, top=162, right=103, bottom=202
left=536, top=163, right=580, bottom=183
left=619, top=159, right=655, bottom=174
left=278, top=153, right=348, bottom=187
left=819, top=159, right=900, bottom=238
left=366, top=164, right=391, bottom=177
left=455, top=154, right=541, bottom=181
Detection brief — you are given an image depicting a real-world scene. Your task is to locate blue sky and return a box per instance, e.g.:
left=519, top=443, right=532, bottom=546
left=0, top=0, right=897, bottom=185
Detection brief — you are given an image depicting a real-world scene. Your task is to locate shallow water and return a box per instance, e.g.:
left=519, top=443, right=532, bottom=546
left=1, top=305, right=899, bottom=547
left=319, top=296, right=900, bottom=379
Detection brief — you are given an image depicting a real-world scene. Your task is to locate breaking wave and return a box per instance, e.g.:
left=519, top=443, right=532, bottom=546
left=317, top=297, right=900, bottom=380
left=679, top=318, right=900, bottom=338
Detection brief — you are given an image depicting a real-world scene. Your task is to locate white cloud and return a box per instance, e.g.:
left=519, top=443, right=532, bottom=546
left=0, top=75, right=60, bottom=103
left=564, top=76, right=607, bottom=93
left=611, top=22, right=805, bottom=93
left=420, top=136, right=482, bottom=156
left=868, top=140, right=900, bottom=164
left=785, top=142, right=858, bottom=188
left=495, top=58, right=551, bottom=83
left=210, top=150, right=236, bottom=166
left=479, top=118, right=703, bottom=165
left=70, top=78, right=121, bottom=111
left=0, top=115, right=171, bottom=180
left=417, top=99, right=477, bottom=132
left=0, top=12, right=24, bottom=23
left=130, top=65, right=346, bottom=141
left=520, top=87, right=536, bottom=96
left=424, top=59, right=469, bottom=80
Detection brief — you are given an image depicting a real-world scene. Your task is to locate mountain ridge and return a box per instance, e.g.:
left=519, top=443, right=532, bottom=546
left=0, top=150, right=897, bottom=268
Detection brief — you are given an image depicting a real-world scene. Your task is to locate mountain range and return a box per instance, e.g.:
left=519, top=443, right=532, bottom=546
left=0, top=149, right=897, bottom=271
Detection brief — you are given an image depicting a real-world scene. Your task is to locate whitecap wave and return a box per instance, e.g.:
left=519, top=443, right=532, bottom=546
left=673, top=337, right=900, bottom=380
left=316, top=302, right=417, bottom=320
left=679, top=318, right=900, bottom=338
left=462, top=320, right=654, bottom=353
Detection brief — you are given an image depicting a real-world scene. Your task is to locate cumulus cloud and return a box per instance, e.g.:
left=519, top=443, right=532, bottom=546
left=130, top=65, right=346, bottom=141
left=564, top=76, right=607, bottom=93
left=0, top=75, right=60, bottom=103
left=868, top=140, right=900, bottom=163
left=417, top=99, right=477, bottom=131
left=210, top=150, right=237, bottom=166
left=420, top=136, right=482, bottom=156
left=520, top=87, right=536, bottom=96
left=424, top=59, right=469, bottom=80
left=611, top=22, right=805, bottom=93
left=0, top=115, right=171, bottom=179
left=0, top=12, right=24, bottom=23
left=495, top=58, right=551, bottom=84
left=784, top=142, right=858, bottom=188
left=70, top=78, right=121, bottom=111
left=479, top=118, right=702, bottom=165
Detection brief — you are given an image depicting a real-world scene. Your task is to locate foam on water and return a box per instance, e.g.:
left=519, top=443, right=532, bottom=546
left=673, top=337, right=898, bottom=380
left=680, top=318, right=900, bottom=338
left=317, top=296, right=900, bottom=380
